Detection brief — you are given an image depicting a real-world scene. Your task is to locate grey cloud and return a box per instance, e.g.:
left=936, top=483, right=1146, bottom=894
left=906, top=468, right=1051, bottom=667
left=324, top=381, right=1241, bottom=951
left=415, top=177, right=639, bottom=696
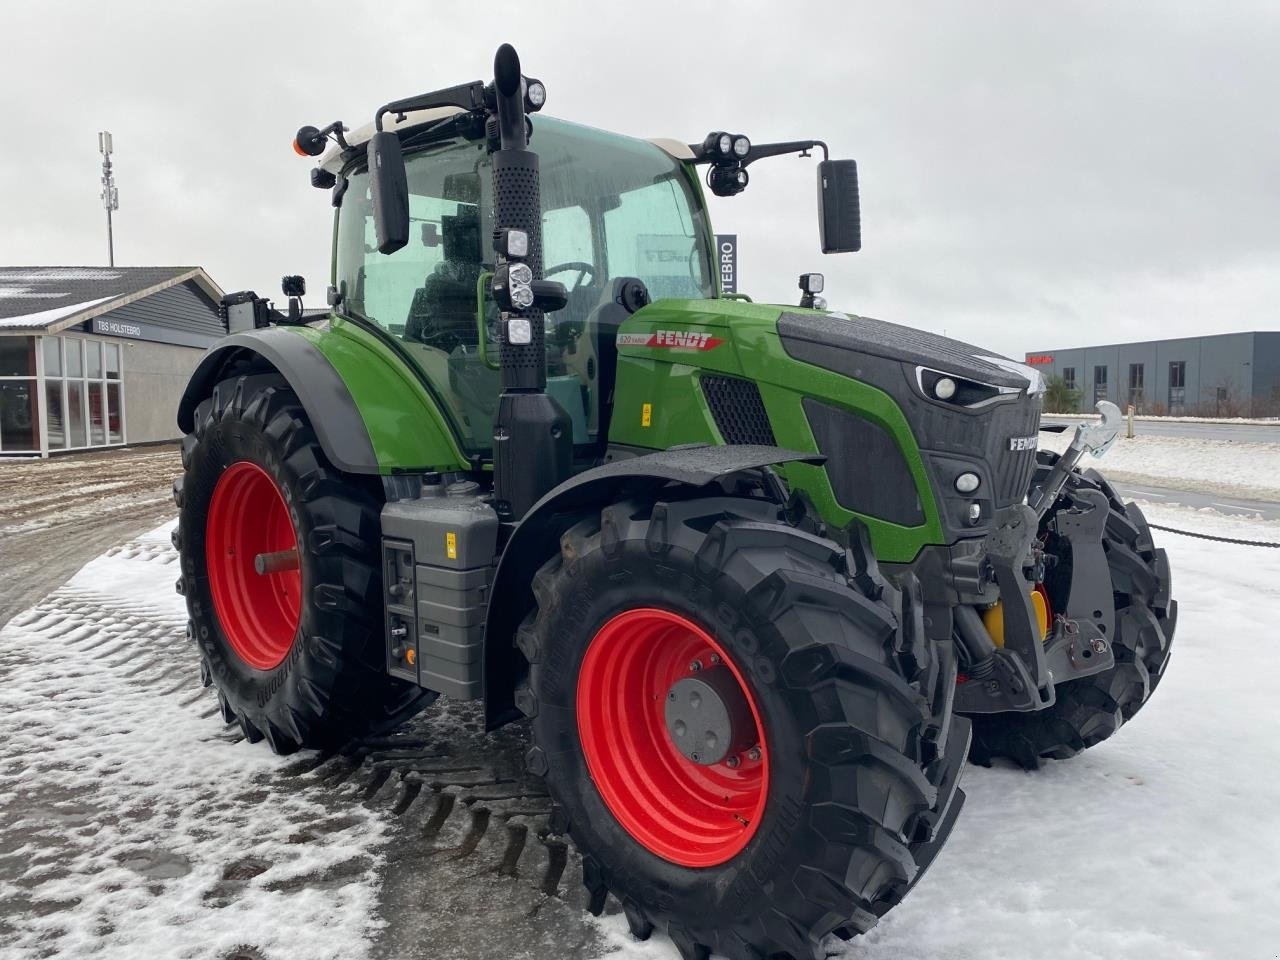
left=1, top=0, right=1276, bottom=359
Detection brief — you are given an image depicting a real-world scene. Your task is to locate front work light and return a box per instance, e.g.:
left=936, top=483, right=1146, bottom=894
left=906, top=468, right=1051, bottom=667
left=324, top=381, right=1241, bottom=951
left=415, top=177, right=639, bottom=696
left=510, top=285, right=535, bottom=309
left=507, top=316, right=533, bottom=344
left=707, top=164, right=749, bottom=197
left=525, top=79, right=547, bottom=110
left=732, top=135, right=751, bottom=157
left=495, top=228, right=529, bottom=259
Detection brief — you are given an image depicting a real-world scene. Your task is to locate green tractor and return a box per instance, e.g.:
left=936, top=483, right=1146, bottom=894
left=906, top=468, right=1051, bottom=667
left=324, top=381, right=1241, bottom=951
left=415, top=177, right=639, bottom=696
left=174, top=44, right=1176, bottom=960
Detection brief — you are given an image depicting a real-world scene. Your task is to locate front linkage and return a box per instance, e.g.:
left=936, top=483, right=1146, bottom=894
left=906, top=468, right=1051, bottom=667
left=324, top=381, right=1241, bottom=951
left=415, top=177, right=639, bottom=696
left=954, top=402, right=1125, bottom=715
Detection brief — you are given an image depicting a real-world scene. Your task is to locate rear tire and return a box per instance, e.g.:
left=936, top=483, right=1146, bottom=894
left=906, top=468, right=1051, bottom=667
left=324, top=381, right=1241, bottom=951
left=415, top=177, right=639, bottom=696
left=174, top=372, right=432, bottom=754
left=968, top=456, right=1176, bottom=768
left=518, top=495, right=970, bottom=960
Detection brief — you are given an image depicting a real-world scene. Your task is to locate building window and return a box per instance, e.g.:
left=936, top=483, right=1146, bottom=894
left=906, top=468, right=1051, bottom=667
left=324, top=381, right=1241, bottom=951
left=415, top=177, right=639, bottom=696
left=32, top=335, right=126, bottom=453
left=1128, top=363, right=1145, bottom=411
left=1093, top=365, right=1108, bottom=403
left=1062, top=366, right=1076, bottom=390
left=1168, top=361, right=1186, bottom=415
left=0, top=336, right=39, bottom=452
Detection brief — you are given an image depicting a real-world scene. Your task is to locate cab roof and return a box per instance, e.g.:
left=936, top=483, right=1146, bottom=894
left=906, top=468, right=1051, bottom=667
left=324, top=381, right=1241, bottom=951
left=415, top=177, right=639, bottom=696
left=316, top=107, right=693, bottom=175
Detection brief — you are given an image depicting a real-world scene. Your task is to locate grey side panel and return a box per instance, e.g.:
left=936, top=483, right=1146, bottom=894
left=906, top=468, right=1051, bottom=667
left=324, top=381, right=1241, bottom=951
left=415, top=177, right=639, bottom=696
left=483, top=443, right=823, bottom=728
left=177, top=327, right=379, bottom=475
left=382, top=492, right=500, bottom=700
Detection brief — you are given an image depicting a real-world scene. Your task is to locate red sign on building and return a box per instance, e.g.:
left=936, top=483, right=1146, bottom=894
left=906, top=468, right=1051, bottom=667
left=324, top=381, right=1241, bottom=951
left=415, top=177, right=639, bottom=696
left=1025, top=354, right=1054, bottom=366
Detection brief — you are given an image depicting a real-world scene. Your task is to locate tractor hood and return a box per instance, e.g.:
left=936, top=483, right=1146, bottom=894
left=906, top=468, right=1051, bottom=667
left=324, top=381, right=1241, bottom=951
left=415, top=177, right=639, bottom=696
left=777, top=310, right=1044, bottom=398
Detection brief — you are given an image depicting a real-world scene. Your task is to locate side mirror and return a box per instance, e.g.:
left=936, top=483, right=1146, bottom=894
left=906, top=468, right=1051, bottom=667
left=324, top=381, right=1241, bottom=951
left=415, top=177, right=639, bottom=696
left=368, top=130, right=409, bottom=255
left=817, top=159, right=860, bottom=254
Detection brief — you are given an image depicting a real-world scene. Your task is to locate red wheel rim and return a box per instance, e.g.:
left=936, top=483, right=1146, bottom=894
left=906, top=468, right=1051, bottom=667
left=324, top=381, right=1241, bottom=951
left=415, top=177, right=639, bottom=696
left=576, top=608, right=769, bottom=867
left=205, top=461, right=302, bottom=670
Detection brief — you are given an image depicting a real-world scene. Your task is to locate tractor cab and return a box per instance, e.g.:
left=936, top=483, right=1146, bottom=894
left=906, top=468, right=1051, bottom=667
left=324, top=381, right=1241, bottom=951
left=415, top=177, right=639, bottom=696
left=330, top=116, right=716, bottom=460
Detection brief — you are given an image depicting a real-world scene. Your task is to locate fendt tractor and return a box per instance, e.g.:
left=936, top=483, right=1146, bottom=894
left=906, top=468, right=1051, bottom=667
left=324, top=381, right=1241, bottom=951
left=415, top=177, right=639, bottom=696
left=173, top=44, right=1177, bottom=959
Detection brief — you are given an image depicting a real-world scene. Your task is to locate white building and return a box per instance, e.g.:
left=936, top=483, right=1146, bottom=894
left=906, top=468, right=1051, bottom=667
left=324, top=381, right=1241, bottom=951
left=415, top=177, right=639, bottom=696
left=0, top=266, right=226, bottom=455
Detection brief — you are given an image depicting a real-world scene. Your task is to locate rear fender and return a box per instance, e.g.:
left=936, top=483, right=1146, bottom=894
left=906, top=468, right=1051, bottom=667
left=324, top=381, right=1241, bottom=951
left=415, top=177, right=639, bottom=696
left=482, top=444, right=823, bottom=728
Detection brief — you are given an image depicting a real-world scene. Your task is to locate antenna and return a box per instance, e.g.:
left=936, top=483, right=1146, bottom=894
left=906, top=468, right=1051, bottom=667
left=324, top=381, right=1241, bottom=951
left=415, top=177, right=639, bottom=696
left=98, top=131, right=119, bottom=267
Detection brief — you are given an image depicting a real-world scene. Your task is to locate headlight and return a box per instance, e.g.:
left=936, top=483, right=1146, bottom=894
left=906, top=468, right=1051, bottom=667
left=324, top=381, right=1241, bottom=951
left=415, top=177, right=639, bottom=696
left=732, top=135, right=750, bottom=157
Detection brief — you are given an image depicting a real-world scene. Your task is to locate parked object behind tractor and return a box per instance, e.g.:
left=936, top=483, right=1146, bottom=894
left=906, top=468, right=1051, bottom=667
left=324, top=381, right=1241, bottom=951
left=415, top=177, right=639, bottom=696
left=173, top=44, right=1176, bottom=960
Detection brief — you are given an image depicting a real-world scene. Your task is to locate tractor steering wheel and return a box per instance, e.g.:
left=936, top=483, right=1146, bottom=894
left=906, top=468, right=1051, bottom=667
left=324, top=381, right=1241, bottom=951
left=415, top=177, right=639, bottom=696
left=545, top=261, right=598, bottom=294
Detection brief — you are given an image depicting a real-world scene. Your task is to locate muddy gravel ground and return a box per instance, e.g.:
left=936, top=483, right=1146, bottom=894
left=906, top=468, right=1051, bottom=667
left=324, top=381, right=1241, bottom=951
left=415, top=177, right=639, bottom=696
left=0, top=445, right=182, bottom=628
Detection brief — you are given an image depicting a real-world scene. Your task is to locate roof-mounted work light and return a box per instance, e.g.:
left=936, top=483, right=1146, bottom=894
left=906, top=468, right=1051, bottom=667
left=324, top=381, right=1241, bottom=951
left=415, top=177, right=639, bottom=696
left=525, top=79, right=547, bottom=111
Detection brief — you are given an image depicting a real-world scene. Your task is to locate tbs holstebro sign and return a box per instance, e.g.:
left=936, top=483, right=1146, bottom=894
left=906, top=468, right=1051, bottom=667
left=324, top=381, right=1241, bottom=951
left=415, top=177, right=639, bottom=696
left=716, top=234, right=737, bottom=294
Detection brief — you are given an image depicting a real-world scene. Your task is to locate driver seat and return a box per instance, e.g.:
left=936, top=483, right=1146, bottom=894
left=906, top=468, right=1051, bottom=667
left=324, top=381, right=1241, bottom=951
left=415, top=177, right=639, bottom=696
left=405, top=207, right=483, bottom=351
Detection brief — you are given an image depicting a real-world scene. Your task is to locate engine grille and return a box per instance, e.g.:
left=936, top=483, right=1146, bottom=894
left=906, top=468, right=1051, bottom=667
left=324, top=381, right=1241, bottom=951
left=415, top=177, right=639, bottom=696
left=989, top=402, right=1043, bottom=505
left=701, top=375, right=776, bottom=446
left=997, top=447, right=1040, bottom=505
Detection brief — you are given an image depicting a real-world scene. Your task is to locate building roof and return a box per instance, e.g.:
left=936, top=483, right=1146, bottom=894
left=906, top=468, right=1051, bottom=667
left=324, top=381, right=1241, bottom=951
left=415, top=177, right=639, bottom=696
left=0, top=266, right=224, bottom=333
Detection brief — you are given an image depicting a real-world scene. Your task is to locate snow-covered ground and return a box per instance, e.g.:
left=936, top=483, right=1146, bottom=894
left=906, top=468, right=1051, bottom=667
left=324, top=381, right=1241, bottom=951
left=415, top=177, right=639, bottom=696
left=1040, top=429, right=1280, bottom=501
left=0, top=523, right=389, bottom=960
left=1043, top=413, right=1280, bottom=426
left=601, top=503, right=1280, bottom=960
left=3, top=504, right=1279, bottom=960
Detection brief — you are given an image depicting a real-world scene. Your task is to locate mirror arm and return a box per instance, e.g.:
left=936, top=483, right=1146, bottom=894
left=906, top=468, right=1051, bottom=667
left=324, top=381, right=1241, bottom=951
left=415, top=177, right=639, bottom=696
left=685, top=139, right=830, bottom=165
left=375, top=81, right=487, bottom=131
left=741, top=139, right=829, bottom=167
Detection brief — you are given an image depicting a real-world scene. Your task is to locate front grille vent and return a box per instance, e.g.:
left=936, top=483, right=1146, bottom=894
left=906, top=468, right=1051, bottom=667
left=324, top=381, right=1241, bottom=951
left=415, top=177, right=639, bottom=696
left=701, top=375, right=776, bottom=446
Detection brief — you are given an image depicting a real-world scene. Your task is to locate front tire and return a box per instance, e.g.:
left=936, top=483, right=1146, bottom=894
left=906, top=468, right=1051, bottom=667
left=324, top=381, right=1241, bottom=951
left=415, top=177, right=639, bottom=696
left=174, top=373, right=432, bottom=754
left=518, top=495, right=969, bottom=960
left=968, top=456, right=1176, bottom=768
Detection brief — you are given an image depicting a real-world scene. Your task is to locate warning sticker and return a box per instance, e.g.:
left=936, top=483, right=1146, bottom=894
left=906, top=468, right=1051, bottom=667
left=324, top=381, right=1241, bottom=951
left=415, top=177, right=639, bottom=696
left=616, top=330, right=724, bottom=350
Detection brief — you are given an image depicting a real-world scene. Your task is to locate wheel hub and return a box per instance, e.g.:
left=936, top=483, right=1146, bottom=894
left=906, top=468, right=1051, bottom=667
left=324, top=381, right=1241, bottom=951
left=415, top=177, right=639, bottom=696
left=664, top=669, right=754, bottom=765
left=575, top=607, right=769, bottom=867
left=205, top=461, right=301, bottom=671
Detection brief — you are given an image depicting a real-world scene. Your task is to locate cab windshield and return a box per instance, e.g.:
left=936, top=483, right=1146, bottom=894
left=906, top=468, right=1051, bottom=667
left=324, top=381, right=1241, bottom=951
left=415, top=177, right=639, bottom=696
left=334, top=116, right=714, bottom=455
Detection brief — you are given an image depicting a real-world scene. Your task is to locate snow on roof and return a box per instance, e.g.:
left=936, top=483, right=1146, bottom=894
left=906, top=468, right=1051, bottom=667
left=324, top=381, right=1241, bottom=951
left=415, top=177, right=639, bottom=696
left=0, top=266, right=224, bottom=332
left=0, top=295, right=116, bottom=329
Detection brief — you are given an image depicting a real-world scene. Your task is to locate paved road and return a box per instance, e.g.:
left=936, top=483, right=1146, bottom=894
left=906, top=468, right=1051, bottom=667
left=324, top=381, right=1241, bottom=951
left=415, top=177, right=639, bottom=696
left=1113, top=480, right=1280, bottom=523
left=1043, top=415, right=1280, bottom=443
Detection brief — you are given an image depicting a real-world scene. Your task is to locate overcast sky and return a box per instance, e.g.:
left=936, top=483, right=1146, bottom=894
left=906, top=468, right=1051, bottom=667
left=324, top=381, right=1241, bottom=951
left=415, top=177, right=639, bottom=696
left=2, top=1, right=1277, bottom=358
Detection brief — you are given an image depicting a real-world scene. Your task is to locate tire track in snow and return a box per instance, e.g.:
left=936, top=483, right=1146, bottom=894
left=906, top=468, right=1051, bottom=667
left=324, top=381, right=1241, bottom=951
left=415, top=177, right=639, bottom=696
left=0, top=523, right=610, bottom=960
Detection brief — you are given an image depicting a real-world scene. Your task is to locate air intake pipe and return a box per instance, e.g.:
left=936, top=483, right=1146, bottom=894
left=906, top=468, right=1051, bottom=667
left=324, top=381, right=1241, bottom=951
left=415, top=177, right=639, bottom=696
left=488, top=43, right=571, bottom=520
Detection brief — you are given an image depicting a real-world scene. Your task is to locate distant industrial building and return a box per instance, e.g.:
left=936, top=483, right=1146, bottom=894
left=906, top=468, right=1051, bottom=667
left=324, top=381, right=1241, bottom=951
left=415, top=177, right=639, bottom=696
left=0, top=267, right=226, bottom=455
left=1025, top=331, right=1280, bottom=417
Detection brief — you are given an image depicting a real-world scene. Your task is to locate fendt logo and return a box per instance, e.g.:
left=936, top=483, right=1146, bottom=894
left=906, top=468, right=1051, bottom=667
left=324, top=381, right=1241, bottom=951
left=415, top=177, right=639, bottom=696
left=1008, top=435, right=1039, bottom=452
left=617, top=330, right=725, bottom=350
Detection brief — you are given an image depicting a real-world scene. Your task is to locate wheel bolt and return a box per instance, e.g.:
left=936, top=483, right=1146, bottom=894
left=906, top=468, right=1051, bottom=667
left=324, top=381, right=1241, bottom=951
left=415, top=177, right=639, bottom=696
left=747, top=747, right=761, bottom=762
left=709, top=653, right=721, bottom=665
left=725, top=755, right=741, bottom=768
left=688, top=659, right=702, bottom=672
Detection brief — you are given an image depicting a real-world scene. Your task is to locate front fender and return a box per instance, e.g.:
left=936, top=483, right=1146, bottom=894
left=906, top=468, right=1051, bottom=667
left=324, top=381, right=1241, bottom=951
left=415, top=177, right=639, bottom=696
left=482, top=444, right=823, bottom=728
